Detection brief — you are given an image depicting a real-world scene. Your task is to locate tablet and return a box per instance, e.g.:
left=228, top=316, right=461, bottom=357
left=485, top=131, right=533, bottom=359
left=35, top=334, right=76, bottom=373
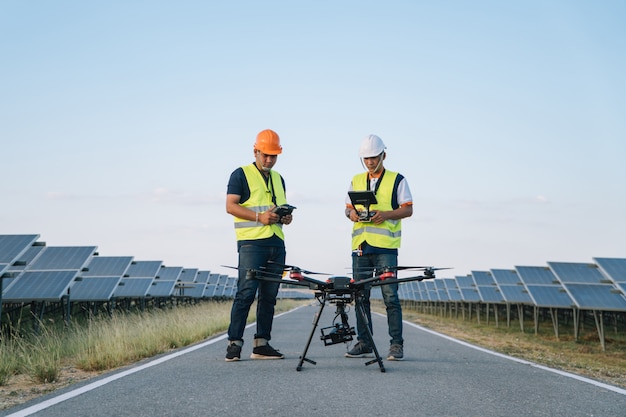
left=348, top=191, right=377, bottom=207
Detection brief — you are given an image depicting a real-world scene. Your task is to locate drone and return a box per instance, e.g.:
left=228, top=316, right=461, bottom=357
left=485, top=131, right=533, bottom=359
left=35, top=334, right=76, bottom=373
left=234, top=262, right=448, bottom=372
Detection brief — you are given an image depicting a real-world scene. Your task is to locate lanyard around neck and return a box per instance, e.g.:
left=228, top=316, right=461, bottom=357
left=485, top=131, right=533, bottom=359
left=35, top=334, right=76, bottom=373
left=367, top=169, right=385, bottom=195
left=255, top=163, right=277, bottom=205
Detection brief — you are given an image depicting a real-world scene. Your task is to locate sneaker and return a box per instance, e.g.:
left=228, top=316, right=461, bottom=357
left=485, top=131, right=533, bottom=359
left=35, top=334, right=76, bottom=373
left=250, top=343, right=284, bottom=360
left=345, top=341, right=373, bottom=358
left=387, top=344, right=404, bottom=361
left=225, top=342, right=242, bottom=362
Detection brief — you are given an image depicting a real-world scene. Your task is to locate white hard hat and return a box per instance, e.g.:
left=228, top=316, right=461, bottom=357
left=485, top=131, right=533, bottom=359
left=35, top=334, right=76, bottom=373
left=358, top=134, right=386, bottom=158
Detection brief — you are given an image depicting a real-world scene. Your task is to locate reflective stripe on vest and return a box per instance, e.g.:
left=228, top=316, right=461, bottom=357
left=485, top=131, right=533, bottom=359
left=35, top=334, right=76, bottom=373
left=351, top=170, right=402, bottom=249
left=234, top=164, right=287, bottom=241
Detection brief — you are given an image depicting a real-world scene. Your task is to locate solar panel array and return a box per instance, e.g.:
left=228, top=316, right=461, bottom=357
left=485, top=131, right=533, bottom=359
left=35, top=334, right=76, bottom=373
left=0, top=235, right=245, bottom=323
left=383, top=257, right=626, bottom=349
left=3, top=234, right=623, bottom=341
left=389, top=260, right=626, bottom=312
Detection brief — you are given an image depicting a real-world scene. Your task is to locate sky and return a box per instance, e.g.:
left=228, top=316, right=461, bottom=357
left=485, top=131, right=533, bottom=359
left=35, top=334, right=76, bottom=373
left=1, top=1, right=625, bottom=280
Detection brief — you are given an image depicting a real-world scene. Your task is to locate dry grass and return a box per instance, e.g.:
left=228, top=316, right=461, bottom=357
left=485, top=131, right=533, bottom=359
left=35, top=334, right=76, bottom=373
left=399, top=306, right=626, bottom=390
left=0, top=299, right=304, bottom=411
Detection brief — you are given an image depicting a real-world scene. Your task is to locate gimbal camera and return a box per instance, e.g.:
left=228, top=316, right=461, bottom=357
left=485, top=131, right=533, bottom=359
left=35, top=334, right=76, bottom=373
left=318, top=277, right=356, bottom=346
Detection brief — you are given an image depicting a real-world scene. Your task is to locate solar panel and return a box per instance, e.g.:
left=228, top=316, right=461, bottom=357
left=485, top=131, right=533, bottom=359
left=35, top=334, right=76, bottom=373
left=398, top=282, right=410, bottom=300
left=195, top=271, right=211, bottom=284
left=524, top=285, right=574, bottom=308
left=204, top=273, right=221, bottom=297
left=177, top=282, right=207, bottom=298
left=548, top=262, right=608, bottom=284
left=406, top=281, right=421, bottom=301
left=541, top=261, right=626, bottom=310
left=125, top=261, right=162, bottom=278
left=434, top=279, right=450, bottom=302
left=156, top=266, right=183, bottom=281
left=516, top=265, right=574, bottom=308
left=498, top=285, right=533, bottom=304
left=490, top=268, right=533, bottom=304
left=147, top=280, right=177, bottom=297
left=491, top=269, right=523, bottom=285
left=442, top=278, right=463, bottom=302
left=455, top=275, right=480, bottom=302
left=471, top=271, right=496, bottom=286
left=180, top=268, right=199, bottom=282
left=414, top=281, right=428, bottom=301
left=405, top=281, right=419, bottom=301
left=476, top=285, right=505, bottom=303
left=3, top=246, right=97, bottom=302
left=83, top=256, right=133, bottom=277
left=459, top=287, right=481, bottom=302
left=471, top=271, right=503, bottom=303
left=455, top=275, right=475, bottom=288
left=594, top=258, right=626, bottom=283
left=71, top=277, right=123, bottom=302
left=213, top=275, right=229, bottom=297
left=224, top=276, right=237, bottom=297
left=419, top=281, right=434, bottom=301
left=0, top=234, right=39, bottom=264
left=27, top=246, right=97, bottom=271
left=113, top=278, right=153, bottom=298
left=3, top=271, right=79, bottom=302
left=7, top=245, right=46, bottom=272
left=0, top=264, right=8, bottom=279
left=515, top=266, right=559, bottom=285
left=3, top=245, right=47, bottom=290
left=563, top=283, right=626, bottom=311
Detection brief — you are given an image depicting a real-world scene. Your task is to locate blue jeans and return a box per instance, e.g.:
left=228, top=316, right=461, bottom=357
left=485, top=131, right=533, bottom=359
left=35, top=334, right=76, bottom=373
left=352, top=253, right=403, bottom=346
left=227, top=244, right=286, bottom=342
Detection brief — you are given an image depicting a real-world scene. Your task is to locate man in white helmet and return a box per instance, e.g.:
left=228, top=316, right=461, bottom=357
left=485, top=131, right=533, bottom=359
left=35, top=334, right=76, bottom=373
left=344, top=134, right=413, bottom=361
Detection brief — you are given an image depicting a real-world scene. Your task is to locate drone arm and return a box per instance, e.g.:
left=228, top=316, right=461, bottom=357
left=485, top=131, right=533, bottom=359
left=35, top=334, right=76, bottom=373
left=371, top=273, right=435, bottom=286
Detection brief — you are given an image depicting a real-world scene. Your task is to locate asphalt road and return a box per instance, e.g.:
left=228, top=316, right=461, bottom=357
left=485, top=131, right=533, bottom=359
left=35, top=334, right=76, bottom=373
left=3, top=303, right=626, bottom=417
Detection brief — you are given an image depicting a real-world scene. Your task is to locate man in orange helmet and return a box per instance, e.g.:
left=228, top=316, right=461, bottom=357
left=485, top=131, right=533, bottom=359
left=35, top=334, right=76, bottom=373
left=224, top=129, right=294, bottom=361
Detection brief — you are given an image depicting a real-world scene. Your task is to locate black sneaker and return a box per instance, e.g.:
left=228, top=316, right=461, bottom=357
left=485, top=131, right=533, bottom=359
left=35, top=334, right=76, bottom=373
left=345, top=341, right=373, bottom=358
left=225, top=342, right=242, bottom=362
left=250, top=343, right=284, bottom=359
left=387, top=344, right=404, bottom=361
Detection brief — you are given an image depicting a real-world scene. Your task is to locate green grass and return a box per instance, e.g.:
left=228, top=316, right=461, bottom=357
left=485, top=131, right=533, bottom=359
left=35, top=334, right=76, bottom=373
left=396, top=303, right=626, bottom=389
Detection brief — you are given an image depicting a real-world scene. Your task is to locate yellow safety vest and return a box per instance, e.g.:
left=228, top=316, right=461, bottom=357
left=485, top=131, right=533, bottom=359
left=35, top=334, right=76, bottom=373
left=351, top=170, right=402, bottom=250
left=234, top=164, right=287, bottom=241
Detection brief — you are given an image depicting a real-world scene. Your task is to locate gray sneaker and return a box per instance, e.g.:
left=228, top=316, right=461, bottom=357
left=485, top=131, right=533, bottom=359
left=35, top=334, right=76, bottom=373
left=387, top=344, right=404, bottom=361
left=345, top=341, right=373, bottom=358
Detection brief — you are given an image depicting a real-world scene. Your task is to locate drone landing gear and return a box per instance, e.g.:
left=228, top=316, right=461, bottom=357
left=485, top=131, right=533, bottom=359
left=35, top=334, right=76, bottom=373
left=297, top=295, right=385, bottom=372
left=355, top=300, right=385, bottom=373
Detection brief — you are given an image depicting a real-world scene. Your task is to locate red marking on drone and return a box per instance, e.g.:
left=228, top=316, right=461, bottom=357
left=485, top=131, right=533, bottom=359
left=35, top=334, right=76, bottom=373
left=290, top=271, right=303, bottom=281
left=380, top=271, right=396, bottom=280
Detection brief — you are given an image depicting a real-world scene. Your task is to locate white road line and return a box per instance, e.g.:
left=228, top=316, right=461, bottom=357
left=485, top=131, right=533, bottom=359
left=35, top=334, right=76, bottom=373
left=402, top=318, right=626, bottom=396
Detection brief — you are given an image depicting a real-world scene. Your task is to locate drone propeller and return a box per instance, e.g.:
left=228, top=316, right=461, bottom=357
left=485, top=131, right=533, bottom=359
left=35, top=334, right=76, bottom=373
left=220, top=264, right=327, bottom=288
left=267, top=261, right=331, bottom=276
left=351, top=265, right=432, bottom=273
left=220, top=264, right=285, bottom=280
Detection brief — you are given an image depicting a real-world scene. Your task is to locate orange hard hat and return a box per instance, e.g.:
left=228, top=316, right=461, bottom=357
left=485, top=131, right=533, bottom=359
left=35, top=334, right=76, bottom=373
left=254, top=129, right=282, bottom=155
